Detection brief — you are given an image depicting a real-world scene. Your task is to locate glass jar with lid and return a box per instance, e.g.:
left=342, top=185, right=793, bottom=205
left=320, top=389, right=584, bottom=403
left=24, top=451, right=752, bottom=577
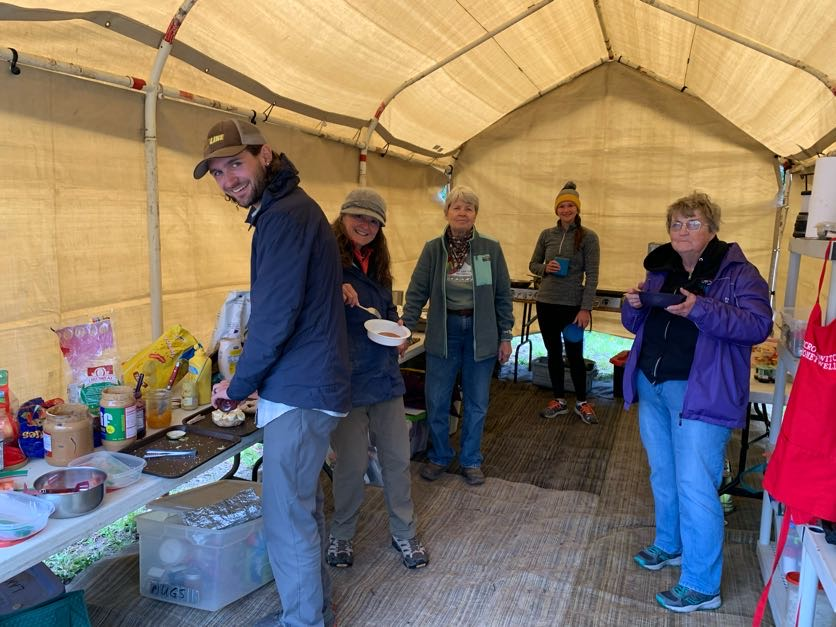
left=44, top=403, right=94, bottom=466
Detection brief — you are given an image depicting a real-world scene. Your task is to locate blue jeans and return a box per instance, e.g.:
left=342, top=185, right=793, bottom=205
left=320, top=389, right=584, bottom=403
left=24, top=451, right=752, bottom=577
left=262, top=407, right=340, bottom=627
left=636, top=371, right=731, bottom=596
left=425, top=314, right=496, bottom=468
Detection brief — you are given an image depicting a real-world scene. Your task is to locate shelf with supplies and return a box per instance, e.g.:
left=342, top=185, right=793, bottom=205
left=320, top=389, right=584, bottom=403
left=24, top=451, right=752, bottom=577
left=757, top=237, right=836, bottom=626
left=798, top=525, right=836, bottom=626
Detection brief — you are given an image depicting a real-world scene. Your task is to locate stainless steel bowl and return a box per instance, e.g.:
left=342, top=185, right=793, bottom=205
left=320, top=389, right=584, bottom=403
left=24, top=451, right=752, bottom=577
left=33, top=466, right=107, bottom=518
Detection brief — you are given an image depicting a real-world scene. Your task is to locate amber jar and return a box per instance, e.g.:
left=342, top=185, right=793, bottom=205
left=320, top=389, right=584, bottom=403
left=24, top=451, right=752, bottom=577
left=145, top=389, right=172, bottom=430
left=44, top=404, right=94, bottom=466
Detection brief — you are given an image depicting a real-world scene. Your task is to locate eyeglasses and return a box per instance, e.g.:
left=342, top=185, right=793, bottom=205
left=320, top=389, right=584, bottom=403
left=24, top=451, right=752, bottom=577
left=670, top=219, right=703, bottom=232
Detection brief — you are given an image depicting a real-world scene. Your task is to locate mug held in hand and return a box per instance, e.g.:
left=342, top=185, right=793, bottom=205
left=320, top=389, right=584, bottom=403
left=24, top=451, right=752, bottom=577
left=552, top=257, right=570, bottom=277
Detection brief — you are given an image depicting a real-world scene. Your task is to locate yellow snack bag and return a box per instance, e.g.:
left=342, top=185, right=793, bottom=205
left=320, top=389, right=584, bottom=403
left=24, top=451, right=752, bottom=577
left=122, top=325, right=199, bottom=393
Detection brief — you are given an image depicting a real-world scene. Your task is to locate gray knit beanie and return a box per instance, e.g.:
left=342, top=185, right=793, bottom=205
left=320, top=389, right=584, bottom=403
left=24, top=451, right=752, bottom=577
left=340, top=188, right=387, bottom=226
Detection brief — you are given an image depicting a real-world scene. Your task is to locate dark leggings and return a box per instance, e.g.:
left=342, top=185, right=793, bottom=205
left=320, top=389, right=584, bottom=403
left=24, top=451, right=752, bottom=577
left=535, top=301, right=587, bottom=402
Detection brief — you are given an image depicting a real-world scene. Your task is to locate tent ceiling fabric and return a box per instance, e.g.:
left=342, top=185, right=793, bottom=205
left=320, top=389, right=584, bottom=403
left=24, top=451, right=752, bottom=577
left=2, top=0, right=834, bottom=160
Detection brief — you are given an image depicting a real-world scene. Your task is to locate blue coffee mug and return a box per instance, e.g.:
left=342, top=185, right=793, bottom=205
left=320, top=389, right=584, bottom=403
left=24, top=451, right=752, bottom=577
left=552, top=257, right=570, bottom=277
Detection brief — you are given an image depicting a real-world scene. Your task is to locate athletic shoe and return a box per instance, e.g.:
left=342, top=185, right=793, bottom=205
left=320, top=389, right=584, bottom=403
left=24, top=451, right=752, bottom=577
left=462, top=466, right=485, bottom=486
left=540, top=398, right=568, bottom=418
left=633, top=545, right=682, bottom=571
left=575, top=401, right=598, bottom=424
left=391, top=535, right=429, bottom=569
left=326, top=535, right=353, bottom=568
left=656, top=584, right=722, bottom=613
left=420, top=461, right=448, bottom=481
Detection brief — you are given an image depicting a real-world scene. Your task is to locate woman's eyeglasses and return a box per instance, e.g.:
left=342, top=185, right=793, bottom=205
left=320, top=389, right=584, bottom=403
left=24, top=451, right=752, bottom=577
left=670, top=219, right=703, bottom=232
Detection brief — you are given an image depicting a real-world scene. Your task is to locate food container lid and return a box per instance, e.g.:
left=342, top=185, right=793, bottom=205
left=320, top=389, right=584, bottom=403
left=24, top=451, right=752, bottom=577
left=68, top=451, right=146, bottom=489
left=0, top=492, right=55, bottom=541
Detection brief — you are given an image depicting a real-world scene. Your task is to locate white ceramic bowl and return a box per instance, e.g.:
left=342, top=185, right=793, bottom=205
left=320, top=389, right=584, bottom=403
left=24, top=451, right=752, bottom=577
left=364, top=319, right=411, bottom=347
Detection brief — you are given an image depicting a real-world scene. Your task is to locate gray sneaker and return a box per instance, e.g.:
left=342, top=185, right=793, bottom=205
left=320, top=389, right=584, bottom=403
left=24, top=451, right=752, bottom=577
left=326, top=535, right=353, bottom=568
left=462, top=466, right=485, bottom=486
left=575, top=401, right=598, bottom=424
left=420, top=461, right=448, bottom=481
left=391, top=535, right=429, bottom=569
left=633, top=544, right=682, bottom=571
left=540, top=398, right=568, bottom=418
left=656, top=585, right=721, bottom=613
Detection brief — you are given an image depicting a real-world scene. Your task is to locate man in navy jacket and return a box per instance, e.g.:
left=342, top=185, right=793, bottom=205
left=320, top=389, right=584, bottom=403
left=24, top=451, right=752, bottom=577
left=195, top=118, right=350, bottom=627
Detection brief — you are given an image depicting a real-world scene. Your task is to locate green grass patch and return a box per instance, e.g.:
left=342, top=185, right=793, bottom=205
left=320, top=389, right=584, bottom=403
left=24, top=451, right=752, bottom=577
left=46, top=443, right=265, bottom=583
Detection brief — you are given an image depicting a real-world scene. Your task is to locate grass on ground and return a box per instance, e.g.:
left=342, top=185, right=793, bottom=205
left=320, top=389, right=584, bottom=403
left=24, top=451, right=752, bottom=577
left=46, top=443, right=264, bottom=582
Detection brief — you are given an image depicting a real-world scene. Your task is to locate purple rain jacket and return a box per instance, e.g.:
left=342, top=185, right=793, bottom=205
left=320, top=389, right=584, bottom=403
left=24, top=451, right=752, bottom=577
left=621, top=242, right=772, bottom=429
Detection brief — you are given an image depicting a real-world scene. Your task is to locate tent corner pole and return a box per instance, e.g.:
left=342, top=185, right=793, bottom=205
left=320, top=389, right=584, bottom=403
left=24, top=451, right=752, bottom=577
left=143, top=0, right=199, bottom=340
left=767, top=158, right=791, bottom=308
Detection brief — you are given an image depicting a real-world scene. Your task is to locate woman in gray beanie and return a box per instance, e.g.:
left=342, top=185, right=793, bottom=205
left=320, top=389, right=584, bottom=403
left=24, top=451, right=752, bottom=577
left=327, top=188, right=428, bottom=570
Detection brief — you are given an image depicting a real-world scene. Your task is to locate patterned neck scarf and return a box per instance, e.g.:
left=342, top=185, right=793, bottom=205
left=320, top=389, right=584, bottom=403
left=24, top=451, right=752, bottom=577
left=445, top=226, right=473, bottom=274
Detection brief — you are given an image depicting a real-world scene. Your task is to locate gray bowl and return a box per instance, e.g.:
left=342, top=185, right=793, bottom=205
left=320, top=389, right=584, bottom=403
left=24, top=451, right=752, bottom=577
left=33, top=466, right=107, bottom=518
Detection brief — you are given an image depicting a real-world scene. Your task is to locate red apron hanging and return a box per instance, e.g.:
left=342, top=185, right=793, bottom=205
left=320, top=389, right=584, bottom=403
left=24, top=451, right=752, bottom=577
left=754, top=240, right=836, bottom=626
left=764, top=240, right=836, bottom=524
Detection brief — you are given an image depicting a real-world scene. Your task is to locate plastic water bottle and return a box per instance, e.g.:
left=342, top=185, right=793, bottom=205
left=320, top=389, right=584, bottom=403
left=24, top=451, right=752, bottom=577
left=782, top=523, right=802, bottom=574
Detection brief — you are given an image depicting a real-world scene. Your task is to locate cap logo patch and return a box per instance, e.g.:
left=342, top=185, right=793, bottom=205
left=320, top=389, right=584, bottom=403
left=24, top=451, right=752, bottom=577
left=208, top=133, right=225, bottom=145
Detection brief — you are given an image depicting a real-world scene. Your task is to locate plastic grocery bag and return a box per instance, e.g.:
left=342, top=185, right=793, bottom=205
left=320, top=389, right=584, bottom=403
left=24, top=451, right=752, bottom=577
left=208, top=291, right=251, bottom=356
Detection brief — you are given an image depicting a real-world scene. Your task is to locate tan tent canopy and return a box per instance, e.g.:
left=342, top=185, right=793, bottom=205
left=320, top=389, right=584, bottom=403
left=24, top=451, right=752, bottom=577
left=1, top=0, right=835, bottom=401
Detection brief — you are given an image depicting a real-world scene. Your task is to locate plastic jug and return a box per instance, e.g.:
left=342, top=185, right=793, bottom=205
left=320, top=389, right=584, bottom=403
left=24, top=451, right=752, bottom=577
left=189, top=345, right=212, bottom=405
left=218, top=335, right=243, bottom=381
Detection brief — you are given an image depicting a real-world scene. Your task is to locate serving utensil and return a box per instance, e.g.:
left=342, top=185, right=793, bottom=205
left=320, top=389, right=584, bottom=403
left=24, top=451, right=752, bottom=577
left=143, top=449, right=197, bottom=459
left=356, top=304, right=382, bottom=319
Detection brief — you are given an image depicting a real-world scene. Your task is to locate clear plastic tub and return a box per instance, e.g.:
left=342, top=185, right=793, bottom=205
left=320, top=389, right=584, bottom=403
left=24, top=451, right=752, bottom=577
left=0, top=492, right=55, bottom=542
left=69, top=451, right=146, bottom=491
left=137, top=481, right=271, bottom=611
left=780, top=308, right=810, bottom=357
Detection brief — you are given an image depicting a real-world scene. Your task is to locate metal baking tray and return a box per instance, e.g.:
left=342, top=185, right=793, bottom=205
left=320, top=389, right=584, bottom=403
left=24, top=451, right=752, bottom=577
left=120, top=425, right=241, bottom=478
left=181, top=406, right=259, bottom=437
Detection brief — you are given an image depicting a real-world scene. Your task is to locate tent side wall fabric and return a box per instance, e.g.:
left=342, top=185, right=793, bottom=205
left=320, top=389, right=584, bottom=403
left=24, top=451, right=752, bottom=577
left=0, top=60, right=821, bottom=402
left=0, top=66, right=445, bottom=401
left=455, top=63, right=780, bottom=336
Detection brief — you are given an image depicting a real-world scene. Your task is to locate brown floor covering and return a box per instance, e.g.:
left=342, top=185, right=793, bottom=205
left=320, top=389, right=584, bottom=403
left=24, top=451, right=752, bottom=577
left=74, top=378, right=774, bottom=626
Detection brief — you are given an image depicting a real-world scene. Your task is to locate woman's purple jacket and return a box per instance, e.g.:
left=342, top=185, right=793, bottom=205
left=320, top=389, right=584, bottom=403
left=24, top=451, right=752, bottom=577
left=621, top=243, right=773, bottom=429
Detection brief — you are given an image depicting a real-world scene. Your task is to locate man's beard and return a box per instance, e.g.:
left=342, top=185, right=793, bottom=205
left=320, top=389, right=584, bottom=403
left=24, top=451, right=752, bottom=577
left=227, top=164, right=268, bottom=208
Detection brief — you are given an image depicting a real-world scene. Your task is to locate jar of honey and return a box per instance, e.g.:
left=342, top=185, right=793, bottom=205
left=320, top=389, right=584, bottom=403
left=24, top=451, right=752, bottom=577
left=145, top=389, right=172, bottom=430
left=44, top=403, right=94, bottom=466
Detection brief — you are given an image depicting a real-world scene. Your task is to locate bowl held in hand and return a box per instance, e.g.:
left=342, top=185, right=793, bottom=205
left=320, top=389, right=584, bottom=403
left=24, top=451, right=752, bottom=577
left=364, top=319, right=411, bottom=347
left=638, top=291, right=686, bottom=308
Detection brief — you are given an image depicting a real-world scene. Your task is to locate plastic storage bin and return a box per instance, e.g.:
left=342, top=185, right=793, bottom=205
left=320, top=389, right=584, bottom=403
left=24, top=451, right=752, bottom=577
left=136, top=481, right=273, bottom=611
left=69, top=451, right=146, bottom=491
left=609, top=350, right=630, bottom=398
left=531, top=357, right=597, bottom=394
left=780, top=308, right=809, bottom=357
